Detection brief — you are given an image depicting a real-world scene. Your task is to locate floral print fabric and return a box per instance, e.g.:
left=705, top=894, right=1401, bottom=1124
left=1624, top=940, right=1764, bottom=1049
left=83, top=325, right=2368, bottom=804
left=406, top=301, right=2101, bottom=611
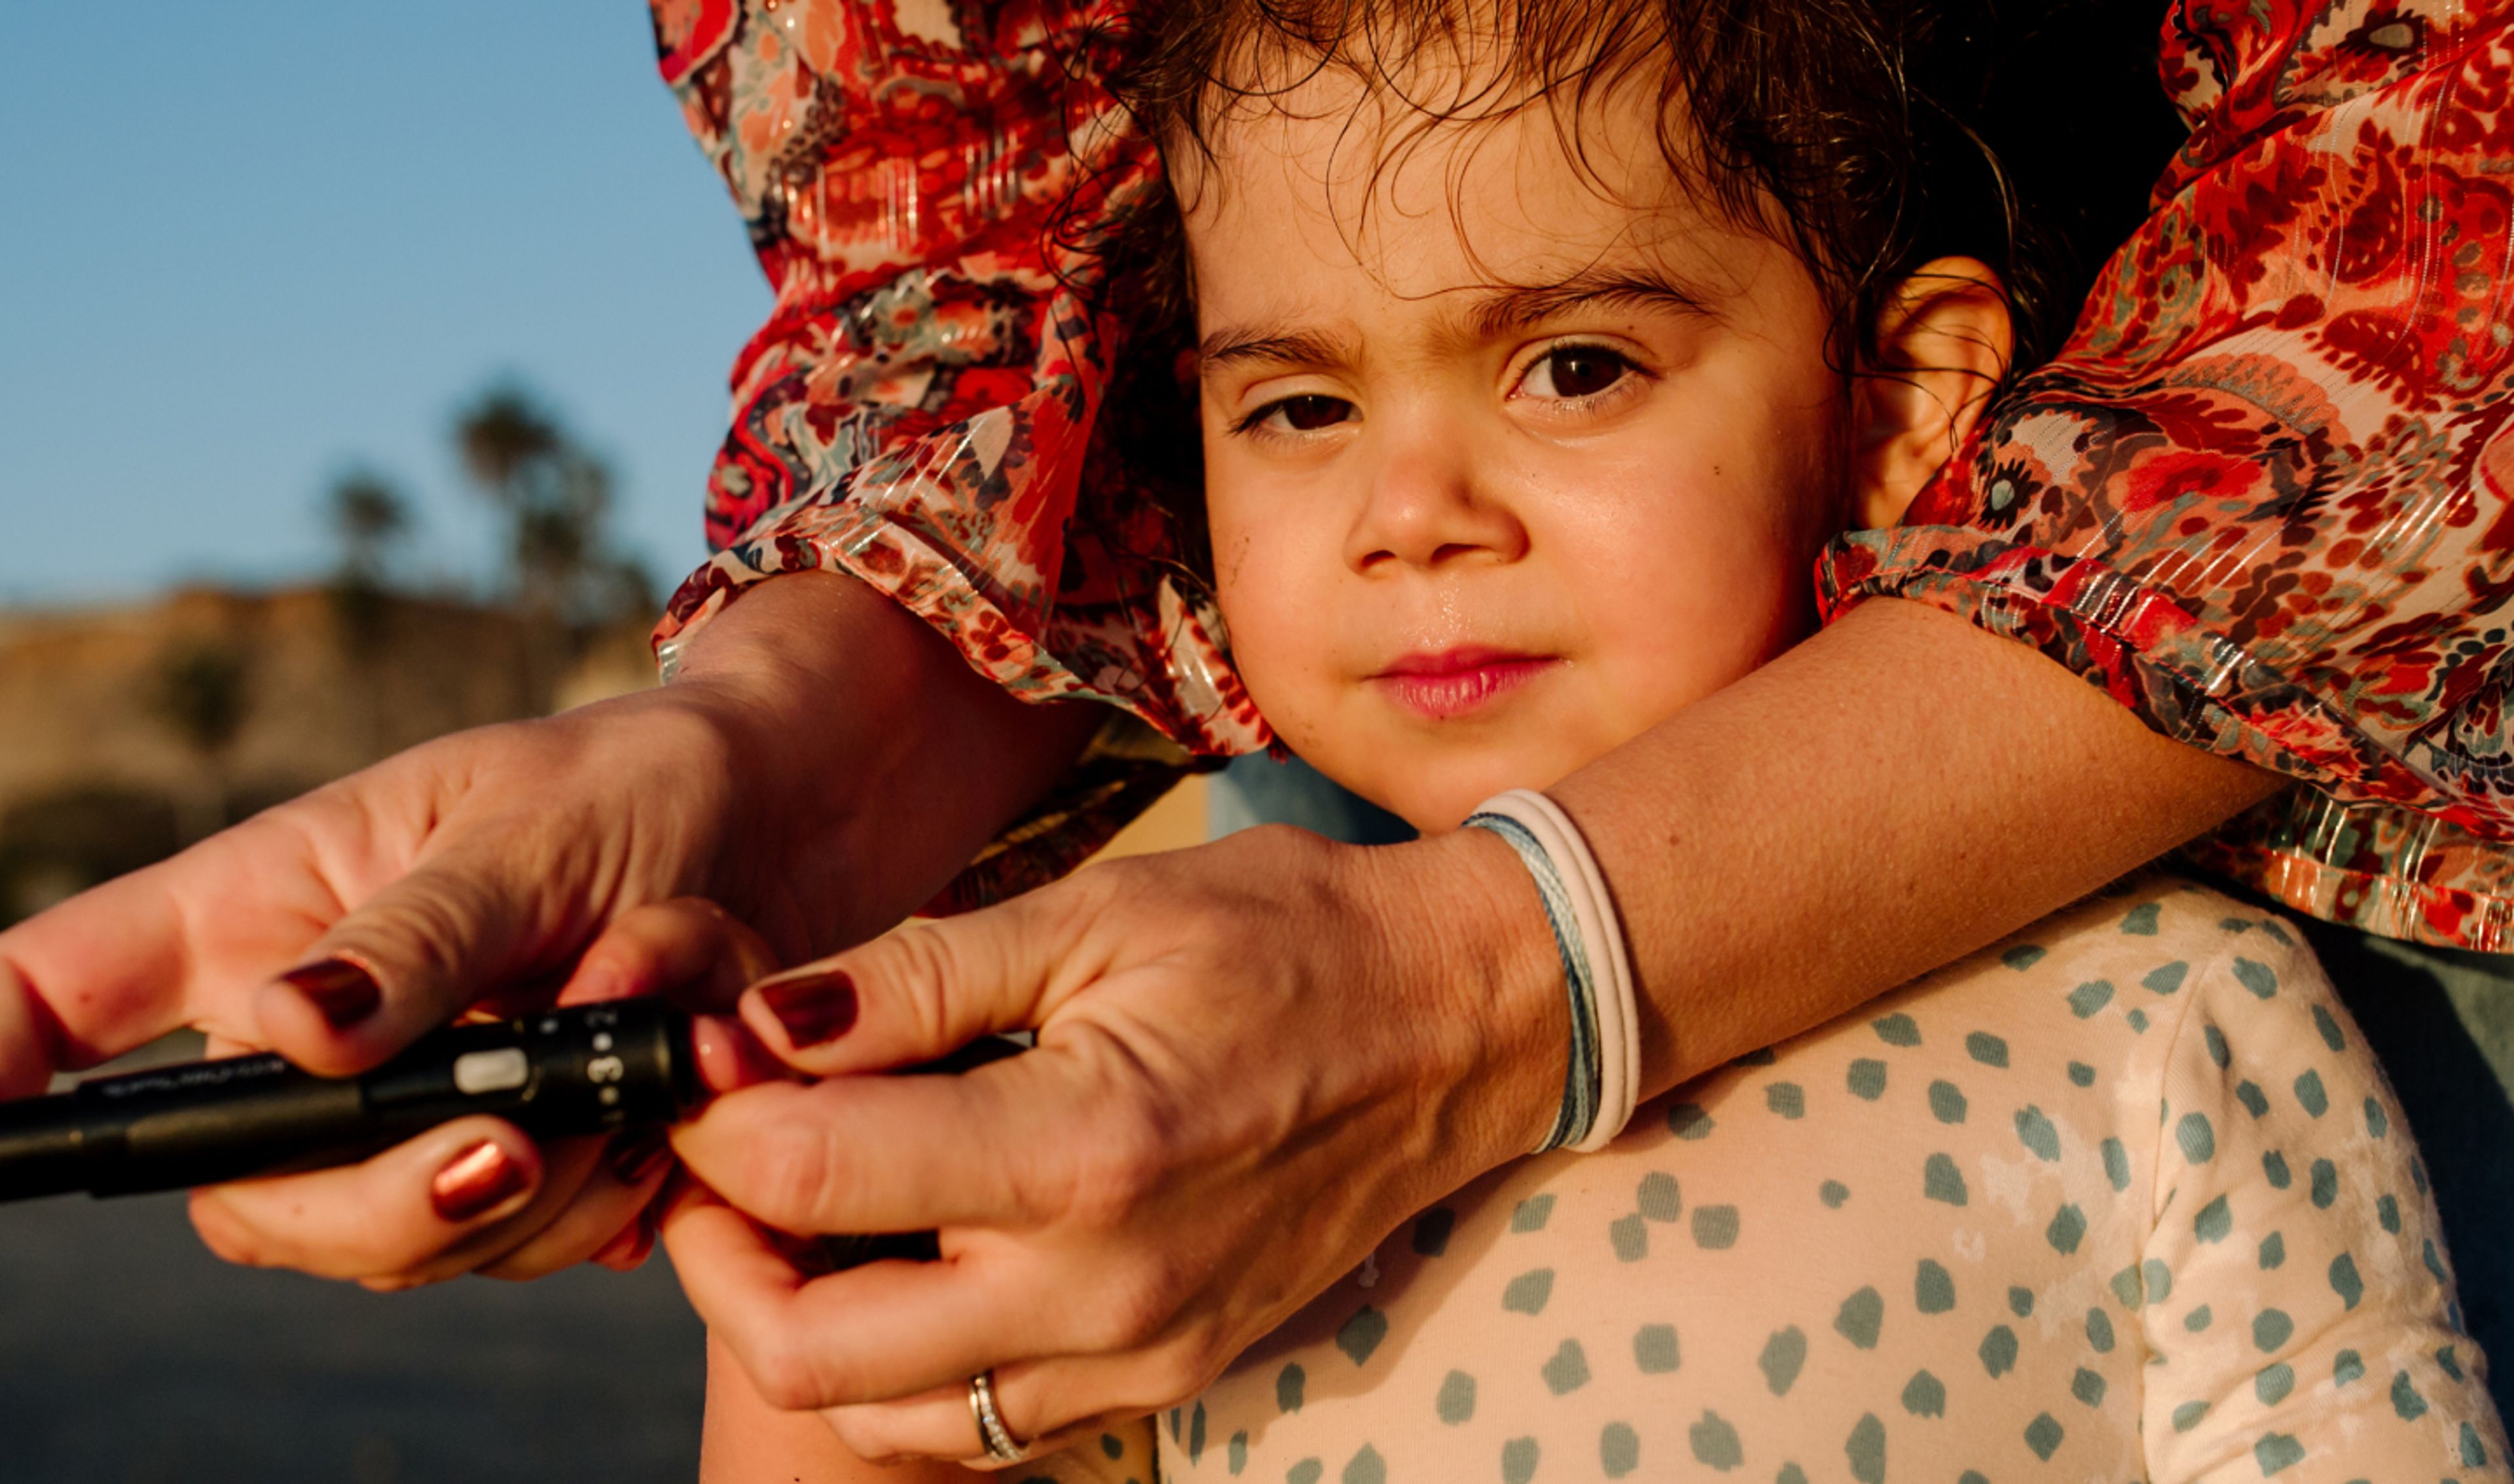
left=646, top=0, right=1258, bottom=905
left=1820, top=0, right=2514, bottom=949
left=649, top=0, right=2514, bottom=943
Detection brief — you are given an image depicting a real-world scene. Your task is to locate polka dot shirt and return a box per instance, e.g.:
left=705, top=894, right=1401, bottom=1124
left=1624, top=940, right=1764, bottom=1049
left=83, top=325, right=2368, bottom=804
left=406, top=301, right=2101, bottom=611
left=1036, top=873, right=2507, bottom=1483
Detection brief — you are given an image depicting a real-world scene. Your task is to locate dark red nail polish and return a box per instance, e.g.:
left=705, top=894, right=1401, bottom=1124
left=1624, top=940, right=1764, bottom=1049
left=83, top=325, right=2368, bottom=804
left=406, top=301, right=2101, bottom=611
left=759, top=969, right=857, bottom=1048
left=608, top=1129, right=672, bottom=1186
left=278, top=958, right=380, bottom=1029
left=431, top=1139, right=528, bottom=1222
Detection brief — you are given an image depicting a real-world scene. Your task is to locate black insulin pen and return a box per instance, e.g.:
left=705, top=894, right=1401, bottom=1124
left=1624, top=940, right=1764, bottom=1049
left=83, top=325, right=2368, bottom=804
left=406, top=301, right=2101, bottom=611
left=0, top=1000, right=696, bottom=1203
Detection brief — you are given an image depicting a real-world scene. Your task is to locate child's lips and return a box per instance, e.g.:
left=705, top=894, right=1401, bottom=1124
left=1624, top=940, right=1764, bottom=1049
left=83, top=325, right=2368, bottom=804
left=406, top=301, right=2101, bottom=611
left=1370, top=647, right=1558, bottom=719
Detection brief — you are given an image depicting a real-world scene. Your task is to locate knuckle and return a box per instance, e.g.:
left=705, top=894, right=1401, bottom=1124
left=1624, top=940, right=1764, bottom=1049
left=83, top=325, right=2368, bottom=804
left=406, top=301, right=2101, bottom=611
left=1057, top=858, right=1133, bottom=916
left=1066, top=1098, right=1170, bottom=1220
left=879, top=923, right=970, bottom=1047
left=187, top=1196, right=266, bottom=1269
left=746, top=1331, right=836, bottom=1413
left=1074, top=1258, right=1183, bottom=1354
left=1161, top=1318, right=1234, bottom=1398
left=740, top=1118, right=842, bottom=1232
left=1141, top=1347, right=1212, bottom=1410
left=358, top=1269, right=445, bottom=1295
left=818, top=1411, right=894, bottom=1462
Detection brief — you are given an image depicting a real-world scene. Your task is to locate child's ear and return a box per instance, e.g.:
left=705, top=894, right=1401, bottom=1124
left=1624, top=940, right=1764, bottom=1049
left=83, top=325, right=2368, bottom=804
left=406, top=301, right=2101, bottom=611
left=1848, top=256, right=2013, bottom=530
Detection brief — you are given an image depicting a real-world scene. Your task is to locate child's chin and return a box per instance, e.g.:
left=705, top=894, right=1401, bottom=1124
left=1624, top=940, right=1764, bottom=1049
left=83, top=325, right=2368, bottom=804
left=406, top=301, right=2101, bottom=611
left=1356, top=759, right=1567, bottom=836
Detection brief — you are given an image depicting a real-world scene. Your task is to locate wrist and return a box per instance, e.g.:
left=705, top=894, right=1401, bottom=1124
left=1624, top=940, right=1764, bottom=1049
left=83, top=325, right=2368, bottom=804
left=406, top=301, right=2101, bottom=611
left=656, top=583, right=906, bottom=946
left=1355, top=825, right=1568, bottom=1179
left=646, top=571, right=1097, bottom=950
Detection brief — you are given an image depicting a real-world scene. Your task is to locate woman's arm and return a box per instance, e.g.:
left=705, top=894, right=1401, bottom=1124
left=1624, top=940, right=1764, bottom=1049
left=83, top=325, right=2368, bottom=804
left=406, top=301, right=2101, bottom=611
left=1563, top=596, right=2280, bottom=1100
left=0, top=571, right=1098, bottom=1284
left=664, top=592, right=2283, bottom=1462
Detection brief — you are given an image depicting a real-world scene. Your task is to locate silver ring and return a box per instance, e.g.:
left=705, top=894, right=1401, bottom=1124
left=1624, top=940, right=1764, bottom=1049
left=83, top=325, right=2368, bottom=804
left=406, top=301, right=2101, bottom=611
left=967, top=1367, right=1032, bottom=1464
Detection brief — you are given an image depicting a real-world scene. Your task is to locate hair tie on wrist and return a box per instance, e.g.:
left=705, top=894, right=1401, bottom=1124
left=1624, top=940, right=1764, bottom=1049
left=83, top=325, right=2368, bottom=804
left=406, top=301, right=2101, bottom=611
left=1463, top=789, right=1639, bottom=1154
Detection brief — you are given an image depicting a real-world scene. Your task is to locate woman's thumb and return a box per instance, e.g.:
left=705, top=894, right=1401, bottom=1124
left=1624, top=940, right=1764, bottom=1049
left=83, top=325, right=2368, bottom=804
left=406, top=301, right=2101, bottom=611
left=253, top=850, right=545, bottom=1075
left=737, top=890, right=1078, bottom=1076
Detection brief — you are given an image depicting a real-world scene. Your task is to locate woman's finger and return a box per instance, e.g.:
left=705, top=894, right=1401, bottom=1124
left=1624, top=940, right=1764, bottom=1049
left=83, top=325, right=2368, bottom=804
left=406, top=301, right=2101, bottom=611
left=250, top=840, right=563, bottom=1078
left=659, top=1190, right=1063, bottom=1411
left=477, top=1127, right=677, bottom=1280
left=557, top=898, right=782, bottom=1012
left=737, top=882, right=1094, bottom=1076
left=818, top=1365, right=1155, bottom=1471
left=0, top=808, right=350, bottom=1073
left=187, top=1115, right=548, bottom=1282
left=0, top=961, right=65, bottom=1099
left=670, top=1044, right=1104, bottom=1235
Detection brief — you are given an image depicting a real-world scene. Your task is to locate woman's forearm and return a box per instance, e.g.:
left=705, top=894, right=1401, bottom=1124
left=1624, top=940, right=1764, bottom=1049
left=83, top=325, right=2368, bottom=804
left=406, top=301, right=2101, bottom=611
left=1438, top=597, right=2282, bottom=1134
left=668, top=571, right=1103, bottom=959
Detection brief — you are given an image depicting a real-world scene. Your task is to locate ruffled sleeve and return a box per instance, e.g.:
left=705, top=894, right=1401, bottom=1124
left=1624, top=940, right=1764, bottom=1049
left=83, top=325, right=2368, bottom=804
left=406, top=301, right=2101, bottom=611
left=1819, top=0, right=2514, bottom=948
left=645, top=0, right=1262, bottom=907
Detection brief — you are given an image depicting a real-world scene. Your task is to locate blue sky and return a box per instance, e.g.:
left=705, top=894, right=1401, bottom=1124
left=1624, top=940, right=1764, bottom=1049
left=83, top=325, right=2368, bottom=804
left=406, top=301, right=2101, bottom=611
left=0, top=3, right=772, bottom=607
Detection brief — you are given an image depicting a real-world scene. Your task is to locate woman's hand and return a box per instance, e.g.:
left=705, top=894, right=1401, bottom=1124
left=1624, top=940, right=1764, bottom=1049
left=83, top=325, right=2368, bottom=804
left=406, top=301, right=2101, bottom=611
left=0, top=572, right=1098, bottom=1290
left=188, top=897, right=785, bottom=1288
left=661, top=822, right=1564, bottom=1464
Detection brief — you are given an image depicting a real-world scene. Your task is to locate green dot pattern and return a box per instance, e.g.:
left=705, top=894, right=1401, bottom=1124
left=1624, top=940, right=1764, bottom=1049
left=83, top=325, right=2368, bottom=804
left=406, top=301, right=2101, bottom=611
left=1633, top=1324, right=1681, bottom=1375
left=1901, top=1369, right=1947, bottom=1417
left=1980, top=1324, right=2020, bottom=1379
left=1140, top=878, right=2490, bottom=1484
left=1758, top=1326, right=1805, bottom=1395
left=1847, top=1059, right=1887, bottom=1100
left=1835, top=1286, right=1884, bottom=1349
left=1600, top=1421, right=1640, bottom=1477
left=1688, top=1411, right=1742, bottom=1470
left=1915, top=1259, right=1955, bottom=1314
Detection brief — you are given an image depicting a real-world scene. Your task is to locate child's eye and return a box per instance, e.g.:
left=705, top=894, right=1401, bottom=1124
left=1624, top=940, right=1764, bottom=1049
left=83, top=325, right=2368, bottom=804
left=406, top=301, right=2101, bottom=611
left=1239, top=394, right=1356, bottom=435
left=1518, top=345, right=1636, bottom=401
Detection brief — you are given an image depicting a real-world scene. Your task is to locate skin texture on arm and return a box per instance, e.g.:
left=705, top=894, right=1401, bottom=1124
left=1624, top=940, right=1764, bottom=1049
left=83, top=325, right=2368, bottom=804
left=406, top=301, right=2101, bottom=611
left=1552, top=596, right=2282, bottom=1110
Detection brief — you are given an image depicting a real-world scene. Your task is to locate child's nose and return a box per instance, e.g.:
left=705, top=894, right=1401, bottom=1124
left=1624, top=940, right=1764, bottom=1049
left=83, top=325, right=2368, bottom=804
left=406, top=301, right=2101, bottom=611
left=1343, top=430, right=1528, bottom=573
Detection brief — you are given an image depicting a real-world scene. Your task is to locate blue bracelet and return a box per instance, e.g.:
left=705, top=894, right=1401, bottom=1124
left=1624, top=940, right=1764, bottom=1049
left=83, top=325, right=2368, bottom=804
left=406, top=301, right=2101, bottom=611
left=1465, top=810, right=1605, bottom=1154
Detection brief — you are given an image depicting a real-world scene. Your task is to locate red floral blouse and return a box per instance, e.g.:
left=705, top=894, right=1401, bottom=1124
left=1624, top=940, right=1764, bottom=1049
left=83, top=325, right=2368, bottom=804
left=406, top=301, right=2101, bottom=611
left=649, top=0, right=2514, bottom=947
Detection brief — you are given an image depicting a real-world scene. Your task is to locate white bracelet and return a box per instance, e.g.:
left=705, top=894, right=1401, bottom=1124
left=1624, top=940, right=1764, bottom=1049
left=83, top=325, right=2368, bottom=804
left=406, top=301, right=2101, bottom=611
left=1463, top=789, right=1640, bottom=1153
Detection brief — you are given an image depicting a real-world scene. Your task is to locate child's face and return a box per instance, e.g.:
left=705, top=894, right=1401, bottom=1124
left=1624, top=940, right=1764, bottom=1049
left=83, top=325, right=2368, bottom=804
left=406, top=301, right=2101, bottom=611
left=1185, top=71, right=1856, bottom=831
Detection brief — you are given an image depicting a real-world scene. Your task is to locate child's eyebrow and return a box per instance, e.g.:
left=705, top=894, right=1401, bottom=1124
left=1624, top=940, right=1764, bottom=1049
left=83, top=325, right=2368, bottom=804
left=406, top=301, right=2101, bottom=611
left=1197, top=326, right=1357, bottom=377
left=1463, top=268, right=1716, bottom=339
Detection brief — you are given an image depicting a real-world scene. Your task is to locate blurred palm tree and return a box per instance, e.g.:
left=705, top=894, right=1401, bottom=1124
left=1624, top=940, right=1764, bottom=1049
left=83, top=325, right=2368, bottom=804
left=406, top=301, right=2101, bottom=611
left=454, top=386, right=653, bottom=659
left=330, top=470, right=411, bottom=585
left=325, top=469, right=414, bottom=754
left=153, top=636, right=251, bottom=843
left=326, top=469, right=412, bottom=661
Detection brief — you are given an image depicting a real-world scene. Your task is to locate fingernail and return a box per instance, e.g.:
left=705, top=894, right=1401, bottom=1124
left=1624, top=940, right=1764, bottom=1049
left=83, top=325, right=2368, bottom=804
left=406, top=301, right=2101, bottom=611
left=758, top=969, right=857, bottom=1048
left=430, top=1139, right=528, bottom=1223
left=608, top=1129, right=672, bottom=1186
left=278, top=958, right=381, bottom=1030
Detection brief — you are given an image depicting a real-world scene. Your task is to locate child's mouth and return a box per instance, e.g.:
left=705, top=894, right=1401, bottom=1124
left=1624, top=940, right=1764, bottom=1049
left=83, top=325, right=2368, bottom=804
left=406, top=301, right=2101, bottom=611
left=1370, top=647, right=1558, bottom=719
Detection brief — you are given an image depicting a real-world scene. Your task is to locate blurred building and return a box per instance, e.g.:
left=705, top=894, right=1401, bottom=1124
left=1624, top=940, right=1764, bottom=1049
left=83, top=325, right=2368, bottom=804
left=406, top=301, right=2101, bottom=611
left=0, top=585, right=657, bottom=923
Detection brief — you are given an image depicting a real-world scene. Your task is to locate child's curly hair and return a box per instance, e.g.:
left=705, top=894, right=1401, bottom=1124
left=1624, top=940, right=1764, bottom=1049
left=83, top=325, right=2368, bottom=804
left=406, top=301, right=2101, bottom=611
left=1085, top=0, right=2173, bottom=585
